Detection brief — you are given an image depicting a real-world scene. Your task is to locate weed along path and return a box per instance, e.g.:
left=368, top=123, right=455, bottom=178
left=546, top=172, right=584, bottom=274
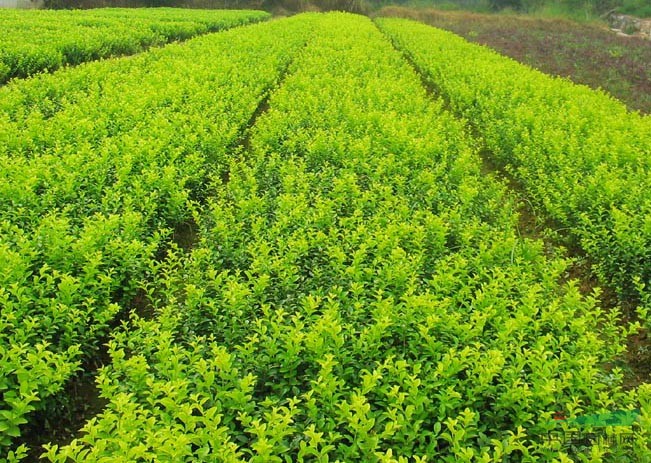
left=31, top=13, right=651, bottom=463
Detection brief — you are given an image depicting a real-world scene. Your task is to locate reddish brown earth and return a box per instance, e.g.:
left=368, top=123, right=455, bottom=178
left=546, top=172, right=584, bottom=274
left=377, top=6, right=651, bottom=114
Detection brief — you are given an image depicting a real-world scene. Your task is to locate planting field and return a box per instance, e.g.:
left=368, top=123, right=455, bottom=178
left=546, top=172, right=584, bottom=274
left=0, top=10, right=650, bottom=463
left=0, top=9, right=269, bottom=84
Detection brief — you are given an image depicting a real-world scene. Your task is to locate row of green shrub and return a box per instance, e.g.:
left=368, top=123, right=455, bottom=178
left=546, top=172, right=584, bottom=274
left=0, top=15, right=314, bottom=460
left=377, top=18, right=651, bottom=310
left=42, top=13, right=650, bottom=462
left=0, top=9, right=269, bottom=84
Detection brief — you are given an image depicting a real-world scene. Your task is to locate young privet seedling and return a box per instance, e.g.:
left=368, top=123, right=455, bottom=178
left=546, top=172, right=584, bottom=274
left=376, top=18, right=651, bottom=306
left=0, top=9, right=269, bottom=83
left=44, top=13, right=648, bottom=462
left=0, top=15, right=318, bottom=456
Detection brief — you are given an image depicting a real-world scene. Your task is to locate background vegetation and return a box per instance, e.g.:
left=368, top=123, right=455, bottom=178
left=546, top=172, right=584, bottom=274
left=39, top=0, right=651, bottom=19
